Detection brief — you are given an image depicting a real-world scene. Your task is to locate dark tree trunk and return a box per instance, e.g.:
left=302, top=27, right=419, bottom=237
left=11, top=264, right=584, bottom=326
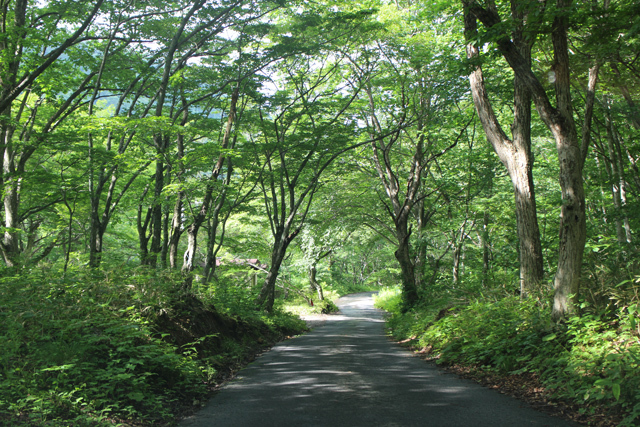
left=481, top=210, right=491, bottom=286
left=147, top=144, right=167, bottom=268
left=394, top=220, right=418, bottom=307
left=258, top=228, right=296, bottom=312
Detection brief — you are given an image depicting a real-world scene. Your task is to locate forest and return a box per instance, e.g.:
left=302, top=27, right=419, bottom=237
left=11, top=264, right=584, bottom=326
left=1, top=0, right=639, bottom=425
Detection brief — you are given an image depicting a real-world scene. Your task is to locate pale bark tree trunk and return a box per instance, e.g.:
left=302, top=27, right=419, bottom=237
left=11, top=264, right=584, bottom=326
left=168, top=106, right=189, bottom=268
left=202, top=201, right=227, bottom=282
left=146, top=1, right=206, bottom=268
left=308, top=249, right=330, bottom=301
left=181, top=87, right=238, bottom=277
left=463, top=1, right=543, bottom=297
left=168, top=190, right=183, bottom=269
left=603, top=98, right=632, bottom=243
left=466, top=0, right=600, bottom=320
left=308, top=264, right=324, bottom=301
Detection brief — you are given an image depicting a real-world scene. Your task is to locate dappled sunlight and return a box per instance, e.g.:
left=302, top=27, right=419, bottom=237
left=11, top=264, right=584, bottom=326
left=181, top=293, right=571, bottom=426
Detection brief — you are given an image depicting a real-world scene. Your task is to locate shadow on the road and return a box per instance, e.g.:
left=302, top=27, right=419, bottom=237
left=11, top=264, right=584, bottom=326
left=181, top=292, right=573, bottom=427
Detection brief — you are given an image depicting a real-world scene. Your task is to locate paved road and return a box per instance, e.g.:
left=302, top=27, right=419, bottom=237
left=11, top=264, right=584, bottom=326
left=180, top=292, right=574, bottom=427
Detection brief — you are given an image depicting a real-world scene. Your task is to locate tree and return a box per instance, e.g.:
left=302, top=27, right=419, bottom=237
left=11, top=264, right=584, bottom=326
left=463, top=0, right=601, bottom=319
left=0, top=0, right=106, bottom=267
left=462, top=0, right=544, bottom=296
left=252, top=54, right=363, bottom=311
left=349, top=5, right=469, bottom=308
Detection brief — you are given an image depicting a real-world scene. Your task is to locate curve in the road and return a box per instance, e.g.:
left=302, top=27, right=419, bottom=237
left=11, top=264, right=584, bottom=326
left=180, top=292, right=575, bottom=427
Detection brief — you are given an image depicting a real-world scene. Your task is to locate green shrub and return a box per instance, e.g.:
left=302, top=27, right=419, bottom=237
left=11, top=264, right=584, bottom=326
left=373, top=286, right=402, bottom=313
left=0, top=266, right=307, bottom=426
left=382, top=294, right=640, bottom=425
left=0, top=269, right=206, bottom=426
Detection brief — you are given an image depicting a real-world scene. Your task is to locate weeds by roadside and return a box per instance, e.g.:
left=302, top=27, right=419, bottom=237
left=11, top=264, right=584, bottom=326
left=0, top=266, right=307, bottom=426
left=374, top=286, right=640, bottom=426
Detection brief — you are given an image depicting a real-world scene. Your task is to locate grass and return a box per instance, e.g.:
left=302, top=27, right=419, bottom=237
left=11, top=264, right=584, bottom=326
left=374, top=285, right=640, bottom=426
left=0, top=266, right=307, bottom=426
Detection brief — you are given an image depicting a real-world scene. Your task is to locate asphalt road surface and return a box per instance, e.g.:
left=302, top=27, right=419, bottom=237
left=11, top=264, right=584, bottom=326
left=180, top=292, right=575, bottom=427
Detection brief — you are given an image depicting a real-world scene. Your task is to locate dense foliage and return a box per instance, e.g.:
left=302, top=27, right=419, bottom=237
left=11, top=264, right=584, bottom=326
left=1, top=0, right=639, bottom=424
left=0, top=266, right=306, bottom=425
left=375, top=286, right=640, bottom=425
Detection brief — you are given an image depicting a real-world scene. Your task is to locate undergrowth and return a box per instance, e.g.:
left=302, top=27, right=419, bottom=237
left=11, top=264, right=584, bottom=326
left=282, top=289, right=341, bottom=316
left=374, top=284, right=640, bottom=426
left=0, top=266, right=306, bottom=426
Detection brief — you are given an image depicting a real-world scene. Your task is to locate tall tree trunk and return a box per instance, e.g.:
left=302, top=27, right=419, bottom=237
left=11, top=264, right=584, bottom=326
left=2, top=170, right=20, bottom=267
left=366, top=85, right=424, bottom=309
left=182, top=87, right=238, bottom=276
left=603, top=98, right=632, bottom=243
left=147, top=151, right=165, bottom=268
left=414, top=199, right=434, bottom=292
left=466, top=0, right=599, bottom=320
left=137, top=184, right=153, bottom=265
left=169, top=193, right=183, bottom=269
left=168, top=106, right=189, bottom=268
left=202, top=210, right=224, bottom=283
left=548, top=3, right=588, bottom=320
left=2, top=121, right=20, bottom=266
left=463, top=2, right=543, bottom=297
left=481, top=210, right=491, bottom=286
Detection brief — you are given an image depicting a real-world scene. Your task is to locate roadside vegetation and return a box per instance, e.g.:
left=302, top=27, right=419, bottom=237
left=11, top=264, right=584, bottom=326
left=0, top=266, right=307, bottom=426
left=375, top=278, right=640, bottom=426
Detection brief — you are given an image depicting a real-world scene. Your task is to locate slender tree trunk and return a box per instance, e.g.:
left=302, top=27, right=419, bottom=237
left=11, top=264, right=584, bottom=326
left=2, top=174, right=20, bottom=267
left=603, top=98, right=632, bottom=243
left=169, top=193, right=183, bottom=268
left=202, top=216, right=222, bottom=282
left=481, top=210, right=491, bottom=286
left=1, top=112, right=20, bottom=266
left=137, top=184, right=153, bottom=265
left=182, top=87, right=238, bottom=276
left=161, top=207, right=170, bottom=268
left=88, top=186, right=103, bottom=268
left=414, top=199, right=432, bottom=291
left=308, top=263, right=324, bottom=301
left=147, top=153, right=165, bottom=268
left=258, top=228, right=294, bottom=312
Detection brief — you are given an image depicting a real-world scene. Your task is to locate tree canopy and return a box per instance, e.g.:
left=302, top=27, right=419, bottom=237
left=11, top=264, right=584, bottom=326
left=2, top=0, right=640, bottom=424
